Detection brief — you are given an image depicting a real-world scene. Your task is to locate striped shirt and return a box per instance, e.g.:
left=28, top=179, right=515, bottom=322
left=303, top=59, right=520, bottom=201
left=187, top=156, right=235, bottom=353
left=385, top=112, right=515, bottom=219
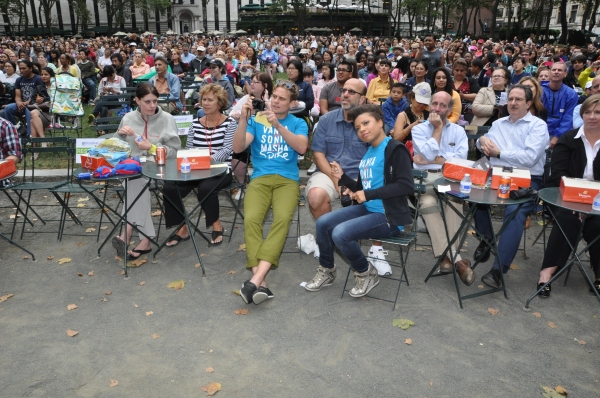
left=186, top=115, right=236, bottom=166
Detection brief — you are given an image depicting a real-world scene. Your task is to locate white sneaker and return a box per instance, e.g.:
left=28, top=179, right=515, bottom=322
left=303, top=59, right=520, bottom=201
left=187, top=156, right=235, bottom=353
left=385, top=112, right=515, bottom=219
left=368, top=247, right=392, bottom=276
left=234, top=189, right=245, bottom=200
left=307, top=162, right=317, bottom=175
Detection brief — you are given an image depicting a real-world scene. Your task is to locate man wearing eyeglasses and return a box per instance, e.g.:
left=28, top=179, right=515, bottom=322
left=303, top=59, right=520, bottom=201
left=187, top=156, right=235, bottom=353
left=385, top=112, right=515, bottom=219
left=319, top=60, right=354, bottom=115
left=475, top=84, right=548, bottom=288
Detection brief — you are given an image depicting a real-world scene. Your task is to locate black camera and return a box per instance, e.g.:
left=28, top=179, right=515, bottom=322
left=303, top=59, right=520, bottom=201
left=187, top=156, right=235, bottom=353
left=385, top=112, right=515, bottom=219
left=252, top=98, right=265, bottom=111
left=340, top=186, right=354, bottom=207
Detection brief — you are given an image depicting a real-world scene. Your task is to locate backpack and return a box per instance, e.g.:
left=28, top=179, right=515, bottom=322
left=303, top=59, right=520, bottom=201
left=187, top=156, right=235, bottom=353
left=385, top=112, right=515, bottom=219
left=49, top=72, right=84, bottom=116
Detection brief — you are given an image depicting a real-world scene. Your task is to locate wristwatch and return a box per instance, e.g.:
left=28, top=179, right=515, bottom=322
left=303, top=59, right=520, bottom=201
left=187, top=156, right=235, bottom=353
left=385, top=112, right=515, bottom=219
left=496, top=151, right=501, bottom=159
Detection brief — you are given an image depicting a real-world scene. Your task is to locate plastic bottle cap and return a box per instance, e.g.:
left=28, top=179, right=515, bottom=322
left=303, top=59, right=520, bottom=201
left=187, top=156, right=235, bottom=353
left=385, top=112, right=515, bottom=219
left=464, top=174, right=470, bottom=177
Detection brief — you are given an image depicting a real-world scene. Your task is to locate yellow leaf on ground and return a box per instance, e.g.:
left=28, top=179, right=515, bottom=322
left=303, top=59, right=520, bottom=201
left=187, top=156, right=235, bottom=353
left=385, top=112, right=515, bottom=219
left=151, top=333, right=159, bottom=339
left=77, top=203, right=87, bottom=208
left=555, top=386, right=567, bottom=394
left=58, top=258, right=72, bottom=264
left=23, top=256, right=29, bottom=260
left=128, top=258, right=147, bottom=267
left=228, top=270, right=236, bottom=274
left=146, top=311, right=153, bottom=316
left=0, top=293, right=14, bottom=302
left=392, top=318, right=414, bottom=330
left=404, top=338, right=412, bottom=345
left=200, top=382, right=221, bottom=396
left=548, top=321, right=557, bottom=329
left=85, top=227, right=96, bottom=232
left=88, top=271, right=95, bottom=276
left=206, top=367, right=214, bottom=373
left=232, top=290, right=241, bottom=296
left=77, top=197, right=90, bottom=202
left=194, top=263, right=201, bottom=268
left=109, top=379, right=118, bottom=387
left=533, top=312, right=542, bottom=318
left=67, top=304, right=78, bottom=311
left=167, top=280, right=185, bottom=290
left=100, top=226, right=108, bottom=230
left=46, top=256, right=55, bottom=260
left=488, top=308, right=499, bottom=316
left=578, top=339, right=586, bottom=345
left=102, top=298, right=108, bottom=302
left=66, top=329, right=79, bottom=337
left=234, top=308, right=249, bottom=315
left=140, top=281, right=146, bottom=286
left=509, top=263, right=520, bottom=270
left=105, top=291, right=112, bottom=295
left=151, top=210, right=162, bottom=216
left=77, top=242, right=83, bottom=246
left=201, top=253, right=207, bottom=257
left=236, top=243, right=246, bottom=252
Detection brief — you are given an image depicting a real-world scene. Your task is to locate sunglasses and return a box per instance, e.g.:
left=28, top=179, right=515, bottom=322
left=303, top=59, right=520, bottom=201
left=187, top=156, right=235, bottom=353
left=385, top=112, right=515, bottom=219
left=275, top=79, right=295, bottom=89
left=341, top=88, right=363, bottom=96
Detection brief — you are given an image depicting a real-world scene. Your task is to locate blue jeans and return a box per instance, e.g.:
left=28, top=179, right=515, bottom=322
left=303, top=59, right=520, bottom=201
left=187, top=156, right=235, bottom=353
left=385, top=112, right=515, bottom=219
left=4, top=103, right=31, bottom=136
left=316, top=205, right=401, bottom=273
left=82, top=77, right=96, bottom=101
left=474, top=176, right=543, bottom=273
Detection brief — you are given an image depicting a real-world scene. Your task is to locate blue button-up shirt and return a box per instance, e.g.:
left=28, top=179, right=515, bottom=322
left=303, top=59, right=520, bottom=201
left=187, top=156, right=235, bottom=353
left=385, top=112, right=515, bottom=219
left=476, top=112, right=549, bottom=176
left=411, top=119, right=468, bottom=170
left=311, top=108, right=367, bottom=179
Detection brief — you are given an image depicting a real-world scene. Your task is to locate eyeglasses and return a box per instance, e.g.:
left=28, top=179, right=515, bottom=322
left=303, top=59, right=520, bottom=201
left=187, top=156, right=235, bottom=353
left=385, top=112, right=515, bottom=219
left=341, top=88, right=363, bottom=96
left=337, top=68, right=351, bottom=73
left=286, top=67, right=296, bottom=71
left=275, top=79, right=295, bottom=89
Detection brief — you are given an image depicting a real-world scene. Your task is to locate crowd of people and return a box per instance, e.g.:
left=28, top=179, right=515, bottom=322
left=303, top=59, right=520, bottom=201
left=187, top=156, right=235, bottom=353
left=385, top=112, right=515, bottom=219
left=1, top=30, right=600, bottom=305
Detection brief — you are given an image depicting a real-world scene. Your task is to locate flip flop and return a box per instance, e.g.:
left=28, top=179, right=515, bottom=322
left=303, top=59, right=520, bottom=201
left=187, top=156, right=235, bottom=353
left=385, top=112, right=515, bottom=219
left=211, top=230, right=224, bottom=246
left=127, top=248, right=152, bottom=260
left=166, top=234, right=190, bottom=247
left=112, top=236, right=126, bottom=258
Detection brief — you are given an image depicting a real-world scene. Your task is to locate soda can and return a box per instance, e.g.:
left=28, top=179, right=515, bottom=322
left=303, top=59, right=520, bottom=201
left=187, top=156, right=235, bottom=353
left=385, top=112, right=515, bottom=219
left=78, top=172, right=91, bottom=179
left=497, top=175, right=511, bottom=199
left=155, top=147, right=166, bottom=165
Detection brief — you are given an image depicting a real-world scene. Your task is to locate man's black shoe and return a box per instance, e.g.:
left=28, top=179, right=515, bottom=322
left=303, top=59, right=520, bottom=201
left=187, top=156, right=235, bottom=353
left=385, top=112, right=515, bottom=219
left=240, top=280, right=257, bottom=304
left=474, top=240, right=491, bottom=263
left=481, top=268, right=502, bottom=288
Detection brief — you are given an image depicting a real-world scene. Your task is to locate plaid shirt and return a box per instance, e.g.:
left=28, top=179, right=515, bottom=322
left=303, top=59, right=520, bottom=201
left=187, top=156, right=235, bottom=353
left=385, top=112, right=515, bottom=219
left=524, top=64, right=538, bottom=75
left=0, top=117, right=21, bottom=186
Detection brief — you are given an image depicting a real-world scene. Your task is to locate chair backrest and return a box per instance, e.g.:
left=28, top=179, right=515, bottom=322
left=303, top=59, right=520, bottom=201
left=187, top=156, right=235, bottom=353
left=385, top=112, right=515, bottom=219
left=20, top=136, right=74, bottom=183
left=95, top=116, right=124, bottom=135
left=464, top=125, right=490, bottom=141
left=410, top=169, right=429, bottom=231
left=97, top=93, right=132, bottom=107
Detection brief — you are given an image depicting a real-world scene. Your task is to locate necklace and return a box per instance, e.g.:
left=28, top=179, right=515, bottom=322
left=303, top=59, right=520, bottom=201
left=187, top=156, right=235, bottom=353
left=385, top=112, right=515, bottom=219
left=410, top=105, right=423, bottom=120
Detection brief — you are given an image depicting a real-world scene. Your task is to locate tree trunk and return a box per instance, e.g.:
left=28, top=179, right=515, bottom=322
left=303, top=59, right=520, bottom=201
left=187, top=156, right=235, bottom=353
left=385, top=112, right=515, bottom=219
left=588, top=0, right=600, bottom=31
left=516, top=1, right=522, bottom=39
left=581, top=0, right=593, bottom=31
left=506, top=0, right=512, bottom=40
left=558, top=0, right=568, bottom=44
left=490, top=0, right=500, bottom=39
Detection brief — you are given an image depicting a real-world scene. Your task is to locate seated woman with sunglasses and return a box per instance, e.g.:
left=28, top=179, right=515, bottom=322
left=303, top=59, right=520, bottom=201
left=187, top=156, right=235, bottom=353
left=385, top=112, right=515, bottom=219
left=234, top=79, right=309, bottom=305
left=304, top=104, right=414, bottom=297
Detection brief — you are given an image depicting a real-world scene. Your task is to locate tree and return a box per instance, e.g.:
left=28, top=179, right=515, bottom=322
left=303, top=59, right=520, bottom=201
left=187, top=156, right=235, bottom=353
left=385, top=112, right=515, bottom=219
left=137, top=0, right=171, bottom=32
left=0, top=0, right=28, bottom=35
left=97, top=0, right=131, bottom=34
left=69, top=0, right=91, bottom=32
left=38, top=0, right=58, bottom=36
left=402, top=0, right=426, bottom=37
left=557, top=0, right=568, bottom=43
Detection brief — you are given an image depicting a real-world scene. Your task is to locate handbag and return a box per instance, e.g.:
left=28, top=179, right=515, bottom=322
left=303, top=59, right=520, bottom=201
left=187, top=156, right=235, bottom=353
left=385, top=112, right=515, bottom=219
left=27, top=103, right=50, bottom=113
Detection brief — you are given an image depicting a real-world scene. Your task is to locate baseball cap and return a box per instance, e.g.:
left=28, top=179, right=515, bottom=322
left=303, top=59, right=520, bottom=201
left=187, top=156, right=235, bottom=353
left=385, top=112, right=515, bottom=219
left=129, top=42, right=137, bottom=46
left=299, top=49, right=310, bottom=54
left=413, top=82, right=431, bottom=105
left=477, top=39, right=484, bottom=44
left=197, top=46, right=206, bottom=52
left=209, top=58, right=224, bottom=68
left=585, top=80, right=593, bottom=89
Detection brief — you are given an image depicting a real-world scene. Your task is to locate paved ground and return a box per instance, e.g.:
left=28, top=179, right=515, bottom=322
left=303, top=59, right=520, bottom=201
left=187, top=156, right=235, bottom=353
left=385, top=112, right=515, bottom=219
left=0, top=185, right=599, bottom=397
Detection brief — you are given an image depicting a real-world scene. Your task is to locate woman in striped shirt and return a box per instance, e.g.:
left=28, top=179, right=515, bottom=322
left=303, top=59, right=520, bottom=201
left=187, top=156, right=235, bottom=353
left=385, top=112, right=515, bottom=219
left=163, top=84, right=236, bottom=246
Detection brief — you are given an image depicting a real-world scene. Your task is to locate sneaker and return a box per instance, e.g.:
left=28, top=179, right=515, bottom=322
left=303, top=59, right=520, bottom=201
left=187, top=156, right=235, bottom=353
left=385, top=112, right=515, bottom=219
left=349, top=264, right=379, bottom=297
left=305, top=265, right=336, bottom=291
left=252, top=286, right=273, bottom=305
left=88, top=113, right=95, bottom=124
left=307, top=162, right=317, bottom=175
left=240, top=280, right=257, bottom=304
left=369, top=247, right=391, bottom=276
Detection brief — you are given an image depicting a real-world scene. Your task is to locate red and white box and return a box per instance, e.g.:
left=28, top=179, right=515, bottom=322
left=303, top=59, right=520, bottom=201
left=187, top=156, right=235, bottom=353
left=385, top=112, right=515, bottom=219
left=176, top=149, right=211, bottom=170
left=80, top=155, right=112, bottom=170
left=442, top=158, right=490, bottom=186
left=0, top=159, right=16, bottom=180
left=491, top=167, right=531, bottom=191
left=559, top=177, right=600, bottom=204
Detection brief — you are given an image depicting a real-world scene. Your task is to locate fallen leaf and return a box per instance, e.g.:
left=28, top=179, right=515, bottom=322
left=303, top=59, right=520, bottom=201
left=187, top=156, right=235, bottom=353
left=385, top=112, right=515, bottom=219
left=151, top=210, right=162, bottom=217
left=167, top=280, right=185, bottom=290
left=194, top=263, right=201, bottom=268
left=555, top=386, right=567, bottom=395
left=548, top=321, right=557, bottom=329
left=67, top=304, right=78, bottom=311
left=9, top=214, right=15, bottom=219
left=206, top=367, right=214, bottom=373
left=509, top=263, right=520, bottom=270
left=232, top=289, right=241, bottom=296
left=101, top=298, right=108, bottom=302
left=234, top=308, right=249, bottom=315
left=152, top=333, right=159, bottom=339
left=467, top=229, right=476, bottom=235
left=23, top=255, right=29, bottom=260
left=228, top=270, right=236, bottom=274
left=201, top=253, right=207, bottom=257
left=88, top=271, right=95, bottom=276
left=392, top=318, right=415, bottom=330
left=430, top=381, right=433, bottom=387
left=0, top=293, right=14, bottom=302
left=578, top=339, right=586, bottom=345
left=100, top=226, right=108, bottom=230
left=139, top=281, right=146, bottom=286
left=115, top=256, right=122, bottom=261
left=200, top=382, right=221, bottom=396
left=109, top=379, right=118, bottom=387
left=85, top=227, right=96, bottom=232
left=146, top=311, right=153, bottom=316
left=46, top=256, right=55, bottom=260
left=77, top=203, right=87, bottom=208
left=209, top=349, right=213, bottom=353
left=128, top=258, right=147, bottom=267
left=404, top=338, right=412, bottom=345
left=77, top=243, right=83, bottom=246
left=478, top=284, right=484, bottom=289
left=105, top=291, right=111, bottom=295
left=66, top=329, right=78, bottom=337
left=120, top=270, right=126, bottom=275
left=236, top=243, right=246, bottom=252
left=58, top=258, right=72, bottom=264
left=488, top=308, right=499, bottom=316
left=77, top=197, right=89, bottom=202
left=533, top=312, right=542, bottom=318
left=541, top=385, right=568, bottom=398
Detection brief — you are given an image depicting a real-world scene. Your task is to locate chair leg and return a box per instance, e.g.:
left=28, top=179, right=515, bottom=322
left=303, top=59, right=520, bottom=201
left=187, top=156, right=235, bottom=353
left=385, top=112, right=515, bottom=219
left=341, top=266, right=352, bottom=299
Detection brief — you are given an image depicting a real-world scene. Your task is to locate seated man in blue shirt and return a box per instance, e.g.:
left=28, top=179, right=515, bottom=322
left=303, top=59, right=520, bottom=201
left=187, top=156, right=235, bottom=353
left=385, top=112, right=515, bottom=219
left=475, top=84, right=549, bottom=288
left=149, top=56, right=183, bottom=114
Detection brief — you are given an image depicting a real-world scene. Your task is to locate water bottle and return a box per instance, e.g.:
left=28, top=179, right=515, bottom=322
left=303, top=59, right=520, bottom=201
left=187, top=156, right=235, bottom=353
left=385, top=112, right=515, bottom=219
left=593, top=192, right=600, bottom=211
left=460, top=173, right=472, bottom=194
left=134, top=133, right=143, bottom=143
left=180, top=157, right=191, bottom=173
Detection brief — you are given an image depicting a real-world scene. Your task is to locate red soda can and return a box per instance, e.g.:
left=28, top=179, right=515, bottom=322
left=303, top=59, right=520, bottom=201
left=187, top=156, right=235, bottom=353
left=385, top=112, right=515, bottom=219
left=155, top=147, right=166, bottom=165
left=497, top=175, right=511, bottom=199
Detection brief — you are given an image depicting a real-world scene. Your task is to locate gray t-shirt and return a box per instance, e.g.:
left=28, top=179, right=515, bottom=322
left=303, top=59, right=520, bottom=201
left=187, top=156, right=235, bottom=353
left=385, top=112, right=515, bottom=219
left=421, top=48, right=441, bottom=80
left=319, top=81, right=342, bottom=112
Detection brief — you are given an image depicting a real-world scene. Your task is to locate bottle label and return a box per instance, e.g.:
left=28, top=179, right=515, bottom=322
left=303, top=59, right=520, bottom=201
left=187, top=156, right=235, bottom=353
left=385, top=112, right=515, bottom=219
left=498, top=183, right=510, bottom=194
left=181, top=164, right=191, bottom=173
left=460, top=183, right=471, bottom=191
left=593, top=200, right=600, bottom=209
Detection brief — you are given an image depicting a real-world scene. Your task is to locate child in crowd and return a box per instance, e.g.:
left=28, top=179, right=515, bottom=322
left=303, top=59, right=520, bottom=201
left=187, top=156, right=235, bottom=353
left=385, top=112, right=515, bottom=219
left=304, top=67, right=320, bottom=117
left=382, top=82, right=408, bottom=134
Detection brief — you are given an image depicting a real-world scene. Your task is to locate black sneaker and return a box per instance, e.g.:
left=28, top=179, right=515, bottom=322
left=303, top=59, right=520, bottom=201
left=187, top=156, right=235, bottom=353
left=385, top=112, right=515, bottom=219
left=252, top=286, right=274, bottom=305
left=481, top=268, right=502, bottom=288
left=240, top=280, right=257, bottom=304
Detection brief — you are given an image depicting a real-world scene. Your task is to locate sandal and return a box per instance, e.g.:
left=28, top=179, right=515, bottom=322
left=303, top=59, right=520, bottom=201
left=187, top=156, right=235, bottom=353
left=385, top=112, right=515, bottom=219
left=211, top=229, right=224, bottom=245
left=166, top=234, right=190, bottom=247
left=127, top=248, right=152, bottom=260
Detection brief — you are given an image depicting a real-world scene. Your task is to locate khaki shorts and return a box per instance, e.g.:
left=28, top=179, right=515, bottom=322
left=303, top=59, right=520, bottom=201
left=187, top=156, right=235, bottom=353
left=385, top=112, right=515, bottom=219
left=306, top=171, right=339, bottom=201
